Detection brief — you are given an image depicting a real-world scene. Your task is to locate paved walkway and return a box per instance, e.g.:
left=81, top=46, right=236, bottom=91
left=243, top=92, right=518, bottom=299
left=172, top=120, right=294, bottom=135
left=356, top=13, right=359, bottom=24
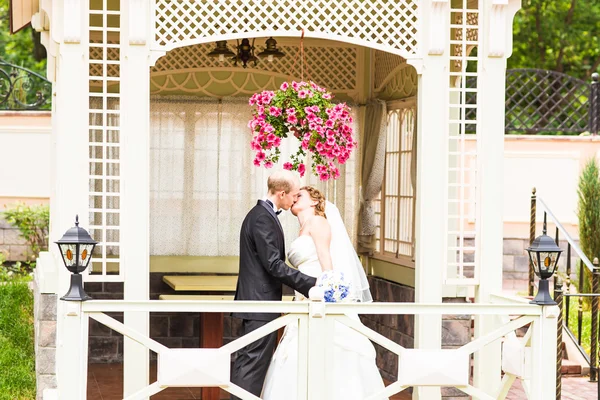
left=88, top=363, right=598, bottom=399
left=505, top=376, right=597, bottom=400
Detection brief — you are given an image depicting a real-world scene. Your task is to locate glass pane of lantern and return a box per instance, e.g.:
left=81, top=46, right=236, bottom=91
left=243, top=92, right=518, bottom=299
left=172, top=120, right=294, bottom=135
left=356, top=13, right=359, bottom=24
left=540, top=252, right=551, bottom=271
left=528, top=251, right=538, bottom=270
left=550, top=252, right=559, bottom=272
left=80, top=244, right=95, bottom=267
left=60, top=243, right=78, bottom=267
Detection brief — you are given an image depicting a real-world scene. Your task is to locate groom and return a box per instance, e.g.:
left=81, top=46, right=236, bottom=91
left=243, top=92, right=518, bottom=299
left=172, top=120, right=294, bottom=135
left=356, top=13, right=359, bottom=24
left=230, top=170, right=317, bottom=399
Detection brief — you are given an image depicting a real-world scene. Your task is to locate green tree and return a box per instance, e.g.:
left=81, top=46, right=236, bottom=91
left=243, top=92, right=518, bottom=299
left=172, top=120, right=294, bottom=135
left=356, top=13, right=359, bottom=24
left=577, top=158, right=600, bottom=295
left=0, top=0, right=46, bottom=74
left=509, top=0, right=600, bottom=80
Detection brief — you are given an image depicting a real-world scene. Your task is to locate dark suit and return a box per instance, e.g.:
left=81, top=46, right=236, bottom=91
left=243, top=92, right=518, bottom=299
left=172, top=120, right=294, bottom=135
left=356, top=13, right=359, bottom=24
left=231, top=200, right=316, bottom=398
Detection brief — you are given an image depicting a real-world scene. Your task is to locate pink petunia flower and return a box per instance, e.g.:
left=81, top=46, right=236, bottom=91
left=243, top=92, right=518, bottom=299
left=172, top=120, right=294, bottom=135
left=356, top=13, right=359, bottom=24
left=253, top=158, right=261, bottom=166
left=256, top=151, right=266, bottom=162
left=280, top=82, right=289, bottom=91
left=263, top=124, right=275, bottom=134
left=319, top=172, right=330, bottom=181
left=298, top=90, right=308, bottom=99
left=323, top=93, right=332, bottom=100
left=298, top=163, right=306, bottom=177
left=269, top=107, right=282, bottom=117
left=264, top=161, right=274, bottom=169
left=332, top=167, right=341, bottom=179
left=283, top=162, right=293, bottom=170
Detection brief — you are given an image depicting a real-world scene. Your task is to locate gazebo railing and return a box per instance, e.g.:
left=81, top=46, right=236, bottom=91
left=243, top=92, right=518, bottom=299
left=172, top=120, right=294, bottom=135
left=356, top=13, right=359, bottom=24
left=57, top=299, right=558, bottom=399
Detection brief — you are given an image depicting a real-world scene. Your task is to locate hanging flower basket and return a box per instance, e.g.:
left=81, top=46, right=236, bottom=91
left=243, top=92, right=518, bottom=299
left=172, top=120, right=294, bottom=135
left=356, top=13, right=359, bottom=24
left=248, top=81, right=355, bottom=181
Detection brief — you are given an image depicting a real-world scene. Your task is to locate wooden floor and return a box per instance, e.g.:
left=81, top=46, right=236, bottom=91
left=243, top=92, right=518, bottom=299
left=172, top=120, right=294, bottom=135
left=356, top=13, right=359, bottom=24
left=86, top=363, right=412, bottom=399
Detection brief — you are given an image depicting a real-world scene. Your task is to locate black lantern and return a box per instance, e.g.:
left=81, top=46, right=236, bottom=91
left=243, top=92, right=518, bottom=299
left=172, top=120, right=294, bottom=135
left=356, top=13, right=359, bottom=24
left=233, top=38, right=258, bottom=68
left=257, top=37, right=285, bottom=62
left=526, top=219, right=563, bottom=305
left=207, top=40, right=236, bottom=63
left=56, top=215, right=97, bottom=301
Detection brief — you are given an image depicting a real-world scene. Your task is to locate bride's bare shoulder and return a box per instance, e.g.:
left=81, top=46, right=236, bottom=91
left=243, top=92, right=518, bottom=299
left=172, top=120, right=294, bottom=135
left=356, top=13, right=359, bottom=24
left=310, top=215, right=330, bottom=230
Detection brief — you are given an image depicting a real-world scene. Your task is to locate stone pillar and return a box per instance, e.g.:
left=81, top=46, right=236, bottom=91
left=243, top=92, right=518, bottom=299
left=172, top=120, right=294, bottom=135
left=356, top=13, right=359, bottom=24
left=34, top=280, right=57, bottom=399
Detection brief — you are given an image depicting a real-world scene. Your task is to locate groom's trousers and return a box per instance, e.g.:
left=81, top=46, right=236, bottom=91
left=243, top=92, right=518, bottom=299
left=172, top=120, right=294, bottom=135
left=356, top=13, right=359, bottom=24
left=230, top=319, right=278, bottom=400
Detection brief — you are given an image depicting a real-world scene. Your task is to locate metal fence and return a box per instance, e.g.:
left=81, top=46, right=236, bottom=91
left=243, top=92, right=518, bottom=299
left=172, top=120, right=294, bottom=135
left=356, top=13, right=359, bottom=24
left=0, top=59, right=51, bottom=111
left=504, top=69, right=599, bottom=135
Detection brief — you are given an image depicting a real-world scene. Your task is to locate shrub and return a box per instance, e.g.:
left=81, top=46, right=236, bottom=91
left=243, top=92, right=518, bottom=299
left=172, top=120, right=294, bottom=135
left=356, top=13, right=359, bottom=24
left=576, top=158, right=600, bottom=295
left=3, top=203, right=49, bottom=268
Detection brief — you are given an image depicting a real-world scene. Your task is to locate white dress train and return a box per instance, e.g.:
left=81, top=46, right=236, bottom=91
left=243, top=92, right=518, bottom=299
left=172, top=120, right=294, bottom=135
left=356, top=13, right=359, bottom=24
left=261, top=235, right=387, bottom=399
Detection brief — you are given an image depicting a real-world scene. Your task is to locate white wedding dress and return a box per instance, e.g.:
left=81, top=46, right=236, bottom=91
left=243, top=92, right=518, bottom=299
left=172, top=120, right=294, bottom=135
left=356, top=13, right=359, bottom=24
left=261, top=235, right=387, bottom=399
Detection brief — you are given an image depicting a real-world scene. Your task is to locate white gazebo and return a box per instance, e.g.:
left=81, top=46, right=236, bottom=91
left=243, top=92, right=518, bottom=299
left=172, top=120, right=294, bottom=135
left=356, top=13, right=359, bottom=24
left=15, top=0, right=560, bottom=399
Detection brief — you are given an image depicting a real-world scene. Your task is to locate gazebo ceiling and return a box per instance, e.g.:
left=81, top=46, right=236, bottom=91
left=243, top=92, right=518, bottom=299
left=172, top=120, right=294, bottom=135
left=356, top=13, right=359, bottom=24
left=146, top=38, right=414, bottom=102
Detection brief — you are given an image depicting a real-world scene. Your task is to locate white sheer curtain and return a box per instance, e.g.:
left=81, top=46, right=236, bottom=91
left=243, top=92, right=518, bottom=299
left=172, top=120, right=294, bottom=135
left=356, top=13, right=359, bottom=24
left=150, top=96, right=360, bottom=256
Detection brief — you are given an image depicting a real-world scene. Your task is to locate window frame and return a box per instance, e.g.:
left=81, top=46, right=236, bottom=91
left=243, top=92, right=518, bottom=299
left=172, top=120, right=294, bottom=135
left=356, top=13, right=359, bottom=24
left=372, top=98, right=417, bottom=268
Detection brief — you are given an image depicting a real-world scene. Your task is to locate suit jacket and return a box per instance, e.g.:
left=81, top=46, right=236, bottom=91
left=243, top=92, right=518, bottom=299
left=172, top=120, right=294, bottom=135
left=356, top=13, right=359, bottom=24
left=232, top=200, right=317, bottom=321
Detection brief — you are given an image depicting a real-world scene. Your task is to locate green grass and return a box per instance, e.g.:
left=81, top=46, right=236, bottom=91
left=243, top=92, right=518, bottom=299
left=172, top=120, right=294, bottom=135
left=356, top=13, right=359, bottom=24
left=564, top=296, right=593, bottom=355
left=0, top=279, right=36, bottom=400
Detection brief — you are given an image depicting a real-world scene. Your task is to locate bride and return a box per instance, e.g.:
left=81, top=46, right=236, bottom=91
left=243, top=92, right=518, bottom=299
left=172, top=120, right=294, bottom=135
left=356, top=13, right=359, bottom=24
left=261, top=186, right=387, bottom=399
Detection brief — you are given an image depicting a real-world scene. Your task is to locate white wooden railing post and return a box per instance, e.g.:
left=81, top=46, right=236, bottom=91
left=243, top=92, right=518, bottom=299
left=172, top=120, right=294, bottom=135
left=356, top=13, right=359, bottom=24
left=306, top=300, right=328, bottom=400
left=530, top=305, right=559, bottom=400
left=56, top=302, right=89, bottom=399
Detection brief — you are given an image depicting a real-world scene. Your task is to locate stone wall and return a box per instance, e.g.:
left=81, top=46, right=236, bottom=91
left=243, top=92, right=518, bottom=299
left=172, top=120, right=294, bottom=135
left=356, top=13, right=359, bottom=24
left=33, top=281, right=57, bottom=400
left=0, top=213, right=31, bottom=262
left=503, top=238, right=580, bottom=293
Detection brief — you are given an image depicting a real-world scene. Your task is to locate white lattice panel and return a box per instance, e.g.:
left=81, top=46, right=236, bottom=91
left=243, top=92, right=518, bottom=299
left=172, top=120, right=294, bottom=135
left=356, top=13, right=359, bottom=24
left=373, top=50, right=407, bottom=91
left=87, top=0, right=123, bottom=281
left=445, top=0, right=480, bottom=286
left=153, top=0, right=419, bottom=56
left=151, top=42, right=357, bottom=92
left=452, top=11, right=479, bottom=72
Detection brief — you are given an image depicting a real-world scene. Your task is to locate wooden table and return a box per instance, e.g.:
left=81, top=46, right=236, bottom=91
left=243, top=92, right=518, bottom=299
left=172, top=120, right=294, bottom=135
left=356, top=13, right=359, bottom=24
left=162, top=275, right=238, bottom=292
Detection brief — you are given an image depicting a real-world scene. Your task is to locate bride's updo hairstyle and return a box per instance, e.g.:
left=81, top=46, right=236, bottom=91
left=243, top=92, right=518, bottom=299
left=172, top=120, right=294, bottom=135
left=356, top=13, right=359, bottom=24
left=300, top=186, right=326, bottom=218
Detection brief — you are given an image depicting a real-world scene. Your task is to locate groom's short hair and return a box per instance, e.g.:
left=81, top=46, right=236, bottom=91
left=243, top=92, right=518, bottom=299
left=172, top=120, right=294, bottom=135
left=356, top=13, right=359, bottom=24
left=268, top=170, right=298, bottom=194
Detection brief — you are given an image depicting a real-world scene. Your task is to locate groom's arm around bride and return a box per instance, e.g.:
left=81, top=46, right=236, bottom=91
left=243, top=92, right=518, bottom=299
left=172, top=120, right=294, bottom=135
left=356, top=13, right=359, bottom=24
left=230, top=171, right=317, bottom=399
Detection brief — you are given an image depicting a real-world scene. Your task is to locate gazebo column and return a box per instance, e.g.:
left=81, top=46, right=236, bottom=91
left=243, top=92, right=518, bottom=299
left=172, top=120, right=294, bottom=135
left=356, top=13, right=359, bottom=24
left=52, top=1, right=90, bottom=398
left=410, top=2, right=450, bottom=399
left=120, top=0, right=152, bottom=396
left=473, top=0, right=521, bottom=392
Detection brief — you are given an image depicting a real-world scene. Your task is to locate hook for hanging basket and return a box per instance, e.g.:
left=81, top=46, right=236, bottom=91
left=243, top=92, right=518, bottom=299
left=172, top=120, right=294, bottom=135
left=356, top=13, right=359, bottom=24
left=291, top=28, right=308, bottom=82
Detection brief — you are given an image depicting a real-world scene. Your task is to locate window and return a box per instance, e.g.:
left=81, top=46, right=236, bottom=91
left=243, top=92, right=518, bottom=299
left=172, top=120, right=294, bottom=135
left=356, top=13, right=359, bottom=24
left=374, top=100, right=417, bottom=266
